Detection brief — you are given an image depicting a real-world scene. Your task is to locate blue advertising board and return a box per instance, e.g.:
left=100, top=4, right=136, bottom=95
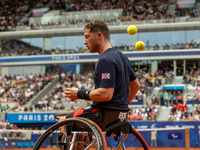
left=6, top=113, right=200, bottom=148
left=0, top=135, right=46, bottom=149
left=129, top=121, right=200, bottom=148
left=6, top=113, right=58, bottom=123
left=168, top=132, right=183, bottom=139
left=0, top=50, right=200, bottom=63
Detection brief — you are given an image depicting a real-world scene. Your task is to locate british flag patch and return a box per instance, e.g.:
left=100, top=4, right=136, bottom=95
left=102, top=73, right=110, bottom=79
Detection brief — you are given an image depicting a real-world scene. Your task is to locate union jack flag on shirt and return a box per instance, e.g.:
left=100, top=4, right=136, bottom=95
left=102, top=73, right=110, bottom=79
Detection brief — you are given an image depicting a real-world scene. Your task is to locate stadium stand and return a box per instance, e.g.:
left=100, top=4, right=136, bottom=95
left=159, top=67, right=200, bottom=121
left=0, top=0, right=197, bottom=32
left=0, top=40, right=200, bottom=57
left=5, top=69, right=174, bottom=123
left=0, top=0, right=51, bottom=32
left=0, top=73, right=52, bottom=112
left=1, top=0, right=200, bottom=149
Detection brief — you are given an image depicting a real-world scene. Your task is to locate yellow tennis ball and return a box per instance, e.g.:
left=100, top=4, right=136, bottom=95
left=135, top=41, right=145, bottom=51
left=127, top=25, right=138, bottom=35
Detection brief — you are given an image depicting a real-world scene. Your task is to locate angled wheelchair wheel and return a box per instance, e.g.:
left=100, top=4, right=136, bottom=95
left=33, top=117, right=107, bottom=150
left=106, top=124, right=149, bottom=150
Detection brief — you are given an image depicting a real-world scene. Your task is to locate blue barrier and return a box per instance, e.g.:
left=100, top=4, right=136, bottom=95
left=1, top=121, right=200, bottom=148
left=23, top=142, right=30, bottom=147
left=129, top=121, right=199, bottom=148
left=130, top=101, right=143, bottom=105
left=17, top=142, right=24, bottom=148
left=186, top=100, right=200, bottom=104
left=30, top=142, right=36, bottom=147
left=164, top=86, right=185, bottom=90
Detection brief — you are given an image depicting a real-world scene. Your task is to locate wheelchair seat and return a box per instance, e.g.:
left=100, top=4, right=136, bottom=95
left=80, top=106, right=130, bottom=131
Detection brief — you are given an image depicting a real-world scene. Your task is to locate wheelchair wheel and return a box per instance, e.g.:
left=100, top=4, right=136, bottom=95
left=54, top=113, right=69, bottom=120
left=106, top=127, right=149, bottom=150
left=33, top=117, right=107, bottom=150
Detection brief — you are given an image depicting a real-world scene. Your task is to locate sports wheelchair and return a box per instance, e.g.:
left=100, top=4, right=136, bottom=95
left=33, top=106, right=149, bottom=150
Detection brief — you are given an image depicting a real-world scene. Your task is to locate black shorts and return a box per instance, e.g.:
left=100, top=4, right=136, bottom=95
left=66, top=108, right=93, bottom=119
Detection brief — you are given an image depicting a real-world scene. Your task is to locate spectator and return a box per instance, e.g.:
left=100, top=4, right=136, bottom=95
left=29, top=105, right=33, bottom=112
left=177, top=91, right=183, bottom=104
left=168, top=91, right=173, bottom=106
left=141, top=111, right=148, bottom=121
left=24, top=106, right=28, bottom=112
left=183, top=75, right=187, bottom=84
left=4, top=120, right=11, bottom=129
left=129, top=110, right=137, bottom=121
left=180, top=111, right=187, bottom=121
left=60, top=104, right=65, bottom=110
left=193, top=93, right=198, bottom=101
left=53, top=104, right=59, bottom=110
left=168, top=112, right=174, bottom=121
left=75, top=46, right=79, bottom=53
left=150, top=108, right=157, bottom=121
left=172, top=92, right=177, bottom=105
left=182, top=104, right=188, bottom=113
left=194, top=111, right=199, bottom=121
left=163, top=90, right=169, bottom=106
left=146, top=105, right=152, bottom=113
left=136, top=112, right=142, bottom=121
left=154, top=77, right=161, bottom=87
left=189, top=103, right=196, bottom=116
left=174, top=111, right=180, bottom=121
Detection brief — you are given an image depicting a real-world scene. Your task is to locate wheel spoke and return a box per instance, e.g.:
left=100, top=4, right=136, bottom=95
left=84, top=140, right=97, bottom=150
left=116, top=134, right=128, bottom=150
left=126, top=137, right=138, bottom=148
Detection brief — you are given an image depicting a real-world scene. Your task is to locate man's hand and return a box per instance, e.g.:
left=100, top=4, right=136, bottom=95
left=65, top=87, right=79, bottom=100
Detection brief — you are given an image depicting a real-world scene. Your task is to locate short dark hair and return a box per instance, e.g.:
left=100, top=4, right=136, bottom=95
left=84, top=19, right=109, bottom=40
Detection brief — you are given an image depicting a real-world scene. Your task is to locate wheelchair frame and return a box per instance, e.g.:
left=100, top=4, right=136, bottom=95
left=33, top=109, right=149, bottom=150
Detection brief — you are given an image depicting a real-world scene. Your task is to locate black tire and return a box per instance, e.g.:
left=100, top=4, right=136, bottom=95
left=33, top=117, right=107, bottom=150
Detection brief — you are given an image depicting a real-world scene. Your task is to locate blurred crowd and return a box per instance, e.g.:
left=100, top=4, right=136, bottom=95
left=25, top=8, right=200, bottom=31
left=186, top=87, right=200, bottom=101
left=1, top=39, right=200, bottom=58
left=0, top=119, right=18, bottom=130
left=0, top=73, right=52, bottom=113
left=33, top=70, right=154, bottom=112
left=128, top=104, right=159, bottom=121
left=0, top=119, right=44, bottom=131
left=1, top=0, right=200, bottom=32
left=0, top=119, right=45, bottom=140
left=169, top=102, right=200, bottom=121
left=9, top=69, right=159, bottom=113
left=10, top=68, right=176, bottom=117
left=158, top=90, right=183, bottom=106
left=0, top=119, right=22, bottom=139
left=1, top=69, right=199, bottom=123
left=122, top=0, right=170, bottom=20
left=153, top=42, right=200, bottom=50
left=50, top=0, right=122, bottom=11
left=183, top=69, right=200, bottom=101
left=34, top=71, right=94, bottom=112
left=183, top=69, right=200, bottom=86
left=165, top=69, right=200, bottom=121
left=0, top=0, right=50, bottom=32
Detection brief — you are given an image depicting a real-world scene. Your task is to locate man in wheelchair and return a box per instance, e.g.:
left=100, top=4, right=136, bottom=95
left=58, top=19, right=141, bottom=149
left=60, top=19, right=140, bottom=124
